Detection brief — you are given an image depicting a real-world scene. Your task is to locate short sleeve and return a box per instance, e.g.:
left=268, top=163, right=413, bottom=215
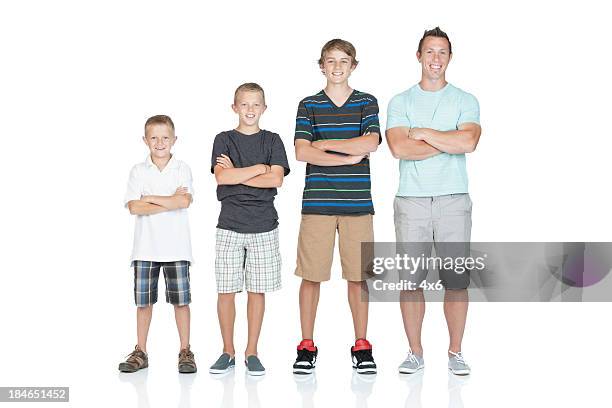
left=458, top=92, right=480, bottom=126
left=179, top=163, right=195, bottom=198
left=124, top=165, right=142, bottom=207
left=269, top=133, right=290, bottom=176
left=386, top=94, right=411, bottom=129
left=211, top=133, right=229, bottom=173
left=361, top=96, right=382, bottom=144
left=294, top=100, right=314, bottom=142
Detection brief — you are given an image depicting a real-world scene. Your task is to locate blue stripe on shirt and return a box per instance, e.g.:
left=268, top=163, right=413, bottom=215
left=314, top=126, right=361, bottom=132
left=306, top=177, right=370, bottom=182
left=303, top=201, right=373, bottom=207
left=305, top=103, right=333, bottom=108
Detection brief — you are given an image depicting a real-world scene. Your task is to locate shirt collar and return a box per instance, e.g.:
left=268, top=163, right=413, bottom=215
left=145, top=154, right=179, bottom=170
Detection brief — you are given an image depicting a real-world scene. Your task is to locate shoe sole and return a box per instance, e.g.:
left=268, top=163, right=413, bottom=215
left=118, top=362, right=148, bottom=373
left=246, top=370, right=266, bottom=376
left=398, top=365, right=424, bottom=374
left=209, top=366, right=235, bottom=374
left=179, top=366, right=197, bottom=374
left=448, top=368, right=470, bottom=376
left=354, top=368, right=377, bottom=375
left=293, top=367, right=314, bottom=375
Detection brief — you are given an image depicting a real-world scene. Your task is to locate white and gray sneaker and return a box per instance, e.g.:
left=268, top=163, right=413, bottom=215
left=398, top=350, right=424, bottom=374
left=448, top=351, right=471, bottom=375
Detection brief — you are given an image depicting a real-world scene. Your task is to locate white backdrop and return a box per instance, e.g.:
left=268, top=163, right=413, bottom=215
left=1, top=0, right=611, bottom=407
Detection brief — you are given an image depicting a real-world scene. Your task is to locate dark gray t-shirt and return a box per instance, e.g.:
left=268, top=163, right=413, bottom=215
left=211, top=129, right=290, bottom=233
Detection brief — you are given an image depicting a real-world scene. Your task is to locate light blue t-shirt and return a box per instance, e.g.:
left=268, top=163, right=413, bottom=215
left=386, top=83, right=480, bottom=197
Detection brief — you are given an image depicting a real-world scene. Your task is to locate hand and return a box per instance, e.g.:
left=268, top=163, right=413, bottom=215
left=174, top=187, right=188, bottom=195
left=258, top=164, right=271, bottom=174
left=344, top=154, right=366, bottom=165
left=216, top=154, right=235, bottom=169
left=311, top=140, right=328, bottom=151
left=408, top=128, right=428, bottom=141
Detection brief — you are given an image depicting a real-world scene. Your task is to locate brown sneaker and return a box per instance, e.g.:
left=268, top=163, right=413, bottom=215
left=178, top=345, right=197, bottom=374
left=118, top=345, right=148, bottom=373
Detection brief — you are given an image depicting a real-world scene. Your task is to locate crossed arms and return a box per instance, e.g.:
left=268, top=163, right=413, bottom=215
left=294, top=132, right=380, bottom=166
left=214, top=154, right=284, bottom=188
left=386, top=123, right=481, bottom=161
left=128, top=187, right=192, bottom=215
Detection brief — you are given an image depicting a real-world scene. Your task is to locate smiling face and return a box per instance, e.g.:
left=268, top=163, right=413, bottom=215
left=320, top=48, right=356, bottom=85
left=232, top=90, right=266, bottom=128
left=143, top=123, right=176, bottom=160
left=417, top=36, right=452, bottom=82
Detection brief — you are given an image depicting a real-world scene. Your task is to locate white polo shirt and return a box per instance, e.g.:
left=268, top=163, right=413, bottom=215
left=124, top=155, right=194, bottom=265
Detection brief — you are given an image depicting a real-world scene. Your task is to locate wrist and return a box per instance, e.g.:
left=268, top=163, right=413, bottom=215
left=258, top=164, right=267, bottom=175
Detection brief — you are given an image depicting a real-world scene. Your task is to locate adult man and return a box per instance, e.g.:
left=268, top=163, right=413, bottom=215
left=386, top=27, right=481, bottom=375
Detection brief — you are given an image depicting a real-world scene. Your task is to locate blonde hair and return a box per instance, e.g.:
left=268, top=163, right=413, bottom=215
left=234, top=82, right=266, bottom=104
left=144, top=115, right=175, bottom=136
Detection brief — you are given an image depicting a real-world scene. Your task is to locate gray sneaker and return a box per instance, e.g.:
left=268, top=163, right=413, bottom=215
left=209, top=353, right=235, bottom=374
left=245, top=355, right=266, bottom=376
left=398, top=350, right=424, bottom=374
left=448, top=351, right=471, bottom=375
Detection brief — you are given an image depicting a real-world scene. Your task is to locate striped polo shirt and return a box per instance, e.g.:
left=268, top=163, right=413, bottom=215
left=294, top=89, right=381, bottom=215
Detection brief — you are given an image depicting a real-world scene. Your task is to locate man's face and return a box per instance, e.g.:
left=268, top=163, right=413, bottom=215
left=232, top=90, right=266, bottom=127
left=143, top=123, right=176, bottom=160
left=417, top=36, right=452, bottom=81
left=320, top=48, right=356, bottom=85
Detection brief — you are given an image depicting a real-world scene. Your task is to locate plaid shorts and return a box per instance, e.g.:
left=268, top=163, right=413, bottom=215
left=133, top=260, right=191, bottom=307
left=215, top=228, right=282, bottom=293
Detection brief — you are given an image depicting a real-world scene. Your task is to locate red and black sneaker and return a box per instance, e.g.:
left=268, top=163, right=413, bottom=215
left=293, top=339, right=318, bottom=375
left=351, top=339, right=377, bottom=375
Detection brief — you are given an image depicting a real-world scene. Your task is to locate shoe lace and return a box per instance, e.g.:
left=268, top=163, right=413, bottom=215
left=449, top=351, right=466, bottom=365
left=296, top=348, right=315, bottom=363
left=353, top=349, right=373, bottom=365
left=406, top=350, right=419, bottom=364
left=179, top=349, right=194, bottom=363
left=124, top=347, right=145, bottom=363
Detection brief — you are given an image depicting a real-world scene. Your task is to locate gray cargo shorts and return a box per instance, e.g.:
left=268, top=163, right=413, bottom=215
left=393, top=194, right=472, bottom=289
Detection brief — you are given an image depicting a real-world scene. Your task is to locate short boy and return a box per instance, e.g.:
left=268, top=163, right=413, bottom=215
left=119, top=115, right=197, bottom=374
left=209, top=83, right=290, bottom=376
left=292, top=39, right=381, bottom=375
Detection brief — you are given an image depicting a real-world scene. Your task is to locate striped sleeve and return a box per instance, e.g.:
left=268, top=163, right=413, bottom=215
left=294, top=100, right=314, bottom=142
left=361, top=95, right=381, bottom=143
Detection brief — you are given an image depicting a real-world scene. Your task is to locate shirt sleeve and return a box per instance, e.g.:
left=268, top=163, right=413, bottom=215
left=123, top=165, right=142, bottom=207
left=294, top=100, right=314, bottom=142
left=361, top=95, right=382, bottom=144
left=179, top=163, right=195, bottom=198
left=211, top=133, right=229, bottom=173
left=458, top=92, right=480, bottom=126
left=269, top=133, right=291, bottom=176
left=386, top=93, right=411, bottom=129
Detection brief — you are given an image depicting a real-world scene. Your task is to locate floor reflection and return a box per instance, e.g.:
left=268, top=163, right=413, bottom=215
left=399, top=370, right=424, bottom=408
left=294, top=373, right=317, bottom=408
left=118, top=369, right=150, bottom=408
left=351, top=372, right=377, bottom=408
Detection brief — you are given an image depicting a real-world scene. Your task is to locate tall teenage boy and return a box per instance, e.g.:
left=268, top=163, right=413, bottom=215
left=293, top=39, right=381, bottom=375
left=386, top=27, right=481, bottom=375
left=210, top=83, right=290, bottom=376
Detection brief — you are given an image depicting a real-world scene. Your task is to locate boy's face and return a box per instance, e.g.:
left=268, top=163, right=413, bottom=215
left=320, top=48, right=356, bottom=85
left=232, top=90, right=266, bottom=127
left=417, top=36, right=452, bottom=81
left=143, top=123, right=176, bottom=160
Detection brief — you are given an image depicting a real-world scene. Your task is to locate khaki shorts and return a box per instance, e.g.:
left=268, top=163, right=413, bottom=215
left=295, top=214, right=374, bottom=282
